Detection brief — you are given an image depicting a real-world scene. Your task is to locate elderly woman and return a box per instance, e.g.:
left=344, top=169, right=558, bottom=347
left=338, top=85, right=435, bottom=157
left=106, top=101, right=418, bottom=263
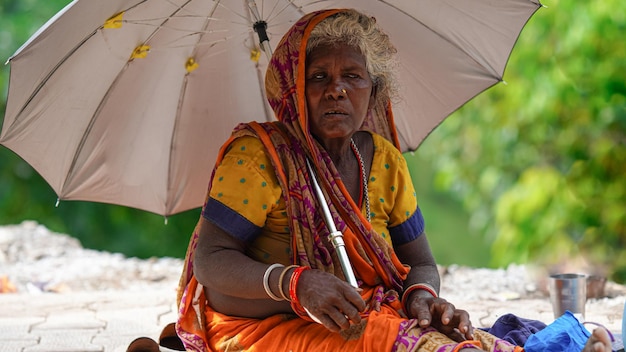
left=174, top=9, right=613, bottom=352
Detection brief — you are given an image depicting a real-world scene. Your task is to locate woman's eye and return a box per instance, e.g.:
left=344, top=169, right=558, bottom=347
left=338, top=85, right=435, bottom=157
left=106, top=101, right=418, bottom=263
left=345, top=73, right=363, bottom=80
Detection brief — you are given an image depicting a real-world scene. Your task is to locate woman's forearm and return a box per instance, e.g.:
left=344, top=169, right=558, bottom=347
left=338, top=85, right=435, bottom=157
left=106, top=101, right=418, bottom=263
left=195, top=245, right=270, bottom=299
left=393, top=234, right=441, bottom=293
left=403, top=263, right=440, bottom=293
left=206, top=285, right=293, bottom=318
left=193, top=219, right=293, bottom=300
left=193, top=220, right=295, bottom=317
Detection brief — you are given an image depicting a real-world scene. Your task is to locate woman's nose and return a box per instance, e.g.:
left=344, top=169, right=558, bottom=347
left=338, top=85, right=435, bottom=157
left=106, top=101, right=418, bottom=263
left=326, top=81, right=347, bottom=100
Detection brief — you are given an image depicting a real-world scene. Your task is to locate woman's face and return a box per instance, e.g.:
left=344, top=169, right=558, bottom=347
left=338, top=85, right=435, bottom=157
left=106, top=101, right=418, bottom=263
left=305, top=43, right=375, bottom=144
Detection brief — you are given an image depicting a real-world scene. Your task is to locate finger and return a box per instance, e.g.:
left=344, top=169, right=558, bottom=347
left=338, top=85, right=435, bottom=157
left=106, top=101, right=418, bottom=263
left=343, top=286, right=367, bottom=312
left=447, top=329, right=467, bottom=343
left=457, top=313, right=474, bottom=339
left=464, top=325, right=475, bottom=340
left=454, top=320, right=474, bottom=340
left=327, top=285, right=363, bottom=323
left=341, top=304, right=362, bottom=325
left=327, top=309, right=351, bottom=331
left=444, top=310, right=473, bottom=340
left=438, top=302, right=456, bottom=326
left=415, top=299, right=433, bottom=327
left=317, top=313, right=342, bottom=332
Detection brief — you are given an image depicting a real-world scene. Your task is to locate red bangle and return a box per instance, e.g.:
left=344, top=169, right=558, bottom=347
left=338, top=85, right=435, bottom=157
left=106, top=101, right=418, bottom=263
left=401, top=283, right=438, bottom=314
left=289, top=266, right=310, bottom=316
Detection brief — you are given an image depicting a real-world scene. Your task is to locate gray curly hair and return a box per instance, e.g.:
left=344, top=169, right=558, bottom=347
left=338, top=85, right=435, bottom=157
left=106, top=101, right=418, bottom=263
left=306, top=9, right=399, bottom=107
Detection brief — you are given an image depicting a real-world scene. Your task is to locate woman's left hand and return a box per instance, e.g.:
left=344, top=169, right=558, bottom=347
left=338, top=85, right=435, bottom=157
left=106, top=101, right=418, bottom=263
left=405, top=292, right=474, bottom=342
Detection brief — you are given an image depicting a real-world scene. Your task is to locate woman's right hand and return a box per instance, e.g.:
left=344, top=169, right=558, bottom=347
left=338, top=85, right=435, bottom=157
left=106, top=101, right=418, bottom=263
left=295, top=269, right=366, bottom=332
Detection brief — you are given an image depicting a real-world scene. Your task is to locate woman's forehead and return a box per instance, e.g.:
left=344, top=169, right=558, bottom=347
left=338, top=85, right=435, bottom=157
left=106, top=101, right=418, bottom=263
left=306, top=44, right=366, bottom=67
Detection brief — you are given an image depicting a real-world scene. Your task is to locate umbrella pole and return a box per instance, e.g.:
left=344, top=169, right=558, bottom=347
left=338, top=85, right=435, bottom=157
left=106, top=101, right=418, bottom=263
left=247, top=3, right=354, bottom=285
left=306, top=160, right=359, bottom=288
left=247, top=0, right=273, bottom=60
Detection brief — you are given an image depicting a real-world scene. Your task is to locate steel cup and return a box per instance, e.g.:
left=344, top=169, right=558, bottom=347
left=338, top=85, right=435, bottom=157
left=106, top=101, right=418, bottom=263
left=548, top=273, right=587, bottom=320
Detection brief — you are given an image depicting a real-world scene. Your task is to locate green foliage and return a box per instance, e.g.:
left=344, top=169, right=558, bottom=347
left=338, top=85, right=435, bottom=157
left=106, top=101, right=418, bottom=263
left=405, top=152, right=492, bottom=268
left=419, top=0, right=626, bottom=282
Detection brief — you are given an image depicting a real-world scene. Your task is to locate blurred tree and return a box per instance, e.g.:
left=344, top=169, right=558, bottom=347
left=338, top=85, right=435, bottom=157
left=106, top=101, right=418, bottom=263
left=418, top=0, right=626, bottom=282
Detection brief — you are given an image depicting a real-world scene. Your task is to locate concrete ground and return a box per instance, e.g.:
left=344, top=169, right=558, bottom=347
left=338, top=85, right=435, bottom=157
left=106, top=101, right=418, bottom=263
left=0, top=289, right=178, bottom=352
left=1, top=287, right=623, bottom=352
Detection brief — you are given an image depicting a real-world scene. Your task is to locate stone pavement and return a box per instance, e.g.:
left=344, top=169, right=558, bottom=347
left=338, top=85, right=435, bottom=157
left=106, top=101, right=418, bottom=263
left=1, top=286, right=624, bottom=352
left=0, top=289, right=178, bottom=352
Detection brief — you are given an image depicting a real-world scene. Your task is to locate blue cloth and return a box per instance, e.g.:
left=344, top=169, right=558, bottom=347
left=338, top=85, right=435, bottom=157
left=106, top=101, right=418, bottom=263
left=482, top=313, right=547, bottom=346
left=523, top=311, right=591, bottom=352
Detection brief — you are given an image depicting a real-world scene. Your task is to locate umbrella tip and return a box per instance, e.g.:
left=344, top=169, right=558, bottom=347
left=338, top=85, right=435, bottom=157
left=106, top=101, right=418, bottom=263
left=55, top=198, right=60, bottom=207
left=164, top=217, right=169, bottom=225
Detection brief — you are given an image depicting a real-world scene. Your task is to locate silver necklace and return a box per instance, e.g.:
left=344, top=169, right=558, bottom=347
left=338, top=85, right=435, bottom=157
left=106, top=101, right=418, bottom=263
left=350, top=138, right=371, bottom=222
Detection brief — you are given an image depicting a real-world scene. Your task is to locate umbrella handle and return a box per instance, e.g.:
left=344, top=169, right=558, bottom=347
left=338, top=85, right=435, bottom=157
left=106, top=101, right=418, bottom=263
left=306, top=159, right=359, bottom=288
left=247, top=0, right=273, bottom=58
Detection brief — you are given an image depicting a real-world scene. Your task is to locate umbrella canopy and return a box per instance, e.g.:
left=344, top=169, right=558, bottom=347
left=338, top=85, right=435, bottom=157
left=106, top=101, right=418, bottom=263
left=0, top=0, right=541, bottom=216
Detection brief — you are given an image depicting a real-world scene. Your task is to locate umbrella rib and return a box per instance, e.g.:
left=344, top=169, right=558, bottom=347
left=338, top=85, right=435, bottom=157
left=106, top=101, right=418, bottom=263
left=63, top=0, right=197, bottom=197
left=141, top=0, right=196, bottom=45
left=163, top=1, right=223, bottom=214
left=266, top=0, right=306, bottom=23
left=4, top=0, right=150, bottom=133
left=6, top=32, right=100, bottom=133
left=61, top=62, right=132, bottom=195
left=188, top=0, right=223, bottom=59
left=167, top=0, right=275, bottom=213
left=167, top=76, right=191, bottom=216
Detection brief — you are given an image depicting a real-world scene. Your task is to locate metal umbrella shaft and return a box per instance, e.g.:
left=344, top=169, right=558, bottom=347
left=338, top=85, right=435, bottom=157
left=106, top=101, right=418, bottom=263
left=306, top=160, right=359, bottom=288
left=248, top=0, right=273, bottom=59
left=248, top=1, right=355, bottom=286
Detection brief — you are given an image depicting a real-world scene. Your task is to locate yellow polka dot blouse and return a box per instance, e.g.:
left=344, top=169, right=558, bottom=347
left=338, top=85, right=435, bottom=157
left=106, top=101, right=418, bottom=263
left=203, top=133, right=425, bottom=265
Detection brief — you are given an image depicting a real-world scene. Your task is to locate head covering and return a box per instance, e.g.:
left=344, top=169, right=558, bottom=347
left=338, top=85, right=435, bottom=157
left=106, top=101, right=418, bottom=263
left=265, top=9, right=402, bottom=160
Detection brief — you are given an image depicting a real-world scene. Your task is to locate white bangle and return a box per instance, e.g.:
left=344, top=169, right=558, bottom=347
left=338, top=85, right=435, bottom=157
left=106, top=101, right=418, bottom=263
left=263, top=263, right=285, bottom=301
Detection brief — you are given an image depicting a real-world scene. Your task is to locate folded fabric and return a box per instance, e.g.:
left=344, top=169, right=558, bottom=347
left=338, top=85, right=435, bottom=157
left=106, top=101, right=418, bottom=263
left=482, top=313, right=547, bottom=346
left=523, top=311, right=591, bottom=352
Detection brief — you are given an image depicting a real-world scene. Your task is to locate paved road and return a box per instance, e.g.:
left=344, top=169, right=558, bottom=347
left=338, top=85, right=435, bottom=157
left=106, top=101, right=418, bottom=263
left=1, top=287, right=623, bottom=352
left=0, top=289, right=178, bottom=352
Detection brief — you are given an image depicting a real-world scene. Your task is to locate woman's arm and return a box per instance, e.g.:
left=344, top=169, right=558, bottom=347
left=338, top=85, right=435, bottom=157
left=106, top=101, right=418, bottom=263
left=193, top=217, right=293, bottom=317
left=394, top=234, right=440, bottom=293
left=394, top=234, right=473, bottom=341
left=193, top=217, right=365, bottom=328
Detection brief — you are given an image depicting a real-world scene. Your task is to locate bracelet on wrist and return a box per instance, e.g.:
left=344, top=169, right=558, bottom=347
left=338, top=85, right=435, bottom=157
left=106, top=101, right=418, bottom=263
left=278, top=265, right=299, bottom=301
left=289, top=266, right=311, bottom=316
left=401, top=283, right=438, bottom=314
left=263, top=263, right=285, bottom=301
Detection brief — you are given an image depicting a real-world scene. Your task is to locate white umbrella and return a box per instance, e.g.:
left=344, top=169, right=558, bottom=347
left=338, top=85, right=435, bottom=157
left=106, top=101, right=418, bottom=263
left=0, top=0, right=541, bottom=216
